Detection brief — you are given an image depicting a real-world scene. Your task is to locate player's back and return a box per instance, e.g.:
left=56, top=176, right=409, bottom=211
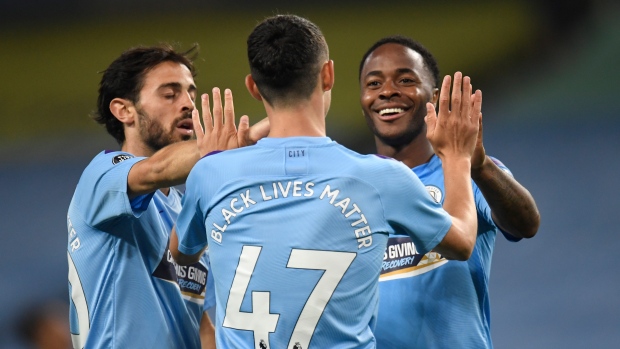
left=180, top=137, right=451, bottom=349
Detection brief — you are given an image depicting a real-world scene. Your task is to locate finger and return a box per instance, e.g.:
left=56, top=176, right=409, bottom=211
left=223, top=89, right=237, bottom=132
left=473, top=89, right=482, bottom=128
left=438, top=75, right=451, bottom=118
left=248, top=117, right=270, bottom=144
left=191, top=109, right=204, bottom=143
left=461, top=76, right=472, bottom=120
left=212, top=87, right=223, bottom=131
left=237, top=115, right=250, bottom=146
left=424, top=102, right=437, bottom=138
left=201, top=93, right=213, bottom=134
left=450, top=72, right=463, bottom=118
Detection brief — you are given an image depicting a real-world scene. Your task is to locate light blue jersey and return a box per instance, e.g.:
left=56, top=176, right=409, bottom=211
left=67, top=150, right=214, bottom=349
left=375, top=154, right=519, bottom=349
left=176, top=137, right=452, bottom=349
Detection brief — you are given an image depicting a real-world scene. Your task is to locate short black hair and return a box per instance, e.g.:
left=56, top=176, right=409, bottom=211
left=359, top=35, right=440, bottom=88
left=247, top=14, right=328, bottom=106
left=93, top=43, right=198, bottom=145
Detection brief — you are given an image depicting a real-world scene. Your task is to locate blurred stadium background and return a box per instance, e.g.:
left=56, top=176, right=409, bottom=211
left=1, top=0, right=619, bottom=347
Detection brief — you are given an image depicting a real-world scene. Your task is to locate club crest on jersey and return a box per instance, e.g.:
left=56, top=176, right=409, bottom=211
left=425, top=185, right=442, bottom=203
left=112, top=154, right=134, bottom=165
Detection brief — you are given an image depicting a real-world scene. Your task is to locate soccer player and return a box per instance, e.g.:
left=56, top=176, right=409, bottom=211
left=66, top=44, right=267, bottom=348
left=171, top=15, right=482, bottom=348
left=359, top=35, right=541, bottom=348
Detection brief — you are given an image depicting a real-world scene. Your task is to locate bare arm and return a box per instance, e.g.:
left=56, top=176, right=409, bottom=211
left=471, top=155, right=540, bottom=239
left=170, top=227, right=204, bottom=265
left=127, top=88, right=268, bottom=199
left=127, top=140, right=200, bottom=199
left=200, top=311, right=216, bottom=349
left=425, top=72, right=480, bottom=261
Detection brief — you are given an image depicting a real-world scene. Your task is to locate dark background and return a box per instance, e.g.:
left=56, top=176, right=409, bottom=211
left=1, top=0, right=619, bottom=347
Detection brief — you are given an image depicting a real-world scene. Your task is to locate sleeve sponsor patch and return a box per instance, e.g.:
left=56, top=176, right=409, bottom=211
left=112, top=153, right=134, bottom=165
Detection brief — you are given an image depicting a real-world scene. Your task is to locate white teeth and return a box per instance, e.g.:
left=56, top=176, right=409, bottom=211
left=379, top=108, right=404, bottom=116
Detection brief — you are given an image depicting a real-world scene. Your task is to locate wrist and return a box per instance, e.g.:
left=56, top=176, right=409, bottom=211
left=471, top=156, right=493, bottom=181
left=440, top=156, right=472, bottom=173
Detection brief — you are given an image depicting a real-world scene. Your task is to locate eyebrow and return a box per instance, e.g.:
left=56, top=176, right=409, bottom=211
left=363, top=67, right=416, bottom=79
left=158, top=82, right=197, bottom=92
left=395, top=68, right=415, bottom=75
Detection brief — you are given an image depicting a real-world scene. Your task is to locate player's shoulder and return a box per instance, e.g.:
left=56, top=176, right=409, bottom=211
left=79, top=150, right=142, bottom=183
left=339, top=149, right=412, bottom=178
left=88, top=150, right=139, bottom=169
left=365, top=153, right=409, bottom=171
left=332, top=144, right=395, bottom=163
left=193, top=147, right=249, bottom=171
left=201, top=145, right=260, bottom=160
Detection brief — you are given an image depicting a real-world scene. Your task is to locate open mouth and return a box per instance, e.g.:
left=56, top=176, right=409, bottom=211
left=379, top=108, right=405, bottom=116
left=376, top=107, right=409, bottom=120
left=176, top=119, right=194, bottom=134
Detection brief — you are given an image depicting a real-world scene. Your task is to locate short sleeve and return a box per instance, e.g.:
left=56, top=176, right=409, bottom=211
left=175, top=163, right=209, bottom=255
left=203, top=251, right=216, bottom=311
left=379, top=161, right=452, bottom=254
left=76, top=153, right=151, bottom=229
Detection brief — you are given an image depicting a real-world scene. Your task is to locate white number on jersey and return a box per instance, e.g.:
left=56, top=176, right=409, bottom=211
left=223, top=246, right=356, bottom=349
left=68, top=252, right=90, bottom=349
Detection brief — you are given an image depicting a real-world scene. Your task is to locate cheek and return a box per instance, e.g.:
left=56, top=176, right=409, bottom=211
left=360, top=92, right=374, bottom=110
left=414, top=88, right=433, bottom=102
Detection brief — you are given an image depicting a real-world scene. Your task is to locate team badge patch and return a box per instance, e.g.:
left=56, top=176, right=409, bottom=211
left=425, top=185, right=442, bottom=203
left=112, top=154, right=134, bottom=165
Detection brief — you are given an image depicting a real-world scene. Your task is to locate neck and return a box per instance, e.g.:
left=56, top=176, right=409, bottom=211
left=264, top=94, right=327, bottom=138
left=121, top=137, right=170, bottom=196
left=121, top=137, right=156, bottom=158
left=375, top=135, right=435, bottom=169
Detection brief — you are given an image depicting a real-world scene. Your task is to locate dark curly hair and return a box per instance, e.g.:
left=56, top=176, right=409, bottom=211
left=92, top=43, right=198, bottom=145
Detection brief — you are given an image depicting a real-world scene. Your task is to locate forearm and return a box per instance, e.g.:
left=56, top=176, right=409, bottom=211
left=472, top=156, right=540, bottom=238
left=127, top=140, right=200, bottom=198
left=170, top=227, right=204, bottom=266
left=434, top=157, right=478, bottom=260
left=200, top=312, right=216, bottom=349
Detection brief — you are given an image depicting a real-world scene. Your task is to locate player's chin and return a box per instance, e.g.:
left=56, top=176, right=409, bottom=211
left=174, top=128, right=194, bottom=141
left=376, top=128, right=409, bottom=145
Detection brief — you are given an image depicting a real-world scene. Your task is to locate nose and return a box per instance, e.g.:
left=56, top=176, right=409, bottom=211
left=180, top=91, right=195, bottom=112
left=379, top=80, right=400, bottom=100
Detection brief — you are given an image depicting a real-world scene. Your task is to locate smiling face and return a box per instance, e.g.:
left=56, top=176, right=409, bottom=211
left=134, top=61, right=197, bottom=152
left=360, top=43, right=438, bottom=148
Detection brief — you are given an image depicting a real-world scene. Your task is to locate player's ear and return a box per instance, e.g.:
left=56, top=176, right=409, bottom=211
left=321, top=60, right=334, bottom=92
left=245, top=74, right=263, bottom=101
left=110, top=98, right=136, bottom=125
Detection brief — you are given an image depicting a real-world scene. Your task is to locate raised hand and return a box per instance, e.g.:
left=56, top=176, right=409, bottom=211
left=425, top=72, right=481, bottom=162
left=192, top=87, right=250, bottom=157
